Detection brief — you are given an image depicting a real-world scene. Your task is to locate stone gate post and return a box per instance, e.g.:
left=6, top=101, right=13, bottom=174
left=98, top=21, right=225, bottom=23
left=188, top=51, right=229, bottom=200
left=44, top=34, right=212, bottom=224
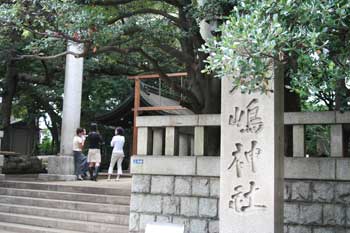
left=220, top=64, right=284, bottom=233
left=39, top=41, right=84, bottom=181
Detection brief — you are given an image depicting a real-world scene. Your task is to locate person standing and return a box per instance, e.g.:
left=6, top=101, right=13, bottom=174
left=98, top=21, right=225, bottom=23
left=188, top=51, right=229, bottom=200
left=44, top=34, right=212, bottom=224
left=107, top=127, right=125, bottom=181
left=86, top=123, right=103, bottom=181
left=73, top=128, right=87, bottom=181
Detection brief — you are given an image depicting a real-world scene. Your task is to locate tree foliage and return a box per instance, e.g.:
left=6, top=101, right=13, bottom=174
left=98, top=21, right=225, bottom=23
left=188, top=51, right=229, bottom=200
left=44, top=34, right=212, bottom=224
left=203, top=0, right=350, bottom=110
left=0, top=0, right=227, bottom=154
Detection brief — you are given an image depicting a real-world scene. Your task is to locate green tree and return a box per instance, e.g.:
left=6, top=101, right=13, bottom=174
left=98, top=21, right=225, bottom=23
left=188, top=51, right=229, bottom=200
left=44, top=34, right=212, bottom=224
left=203, top=0, right=350, bottom=111
left=1, top=0, right=234, bottom=154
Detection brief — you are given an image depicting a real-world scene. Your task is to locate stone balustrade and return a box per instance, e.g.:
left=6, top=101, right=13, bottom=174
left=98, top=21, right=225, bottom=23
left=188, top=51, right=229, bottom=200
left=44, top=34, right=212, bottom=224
left=136, top=111, right=350, bottom=157
left=284, top=111, right=350, bottom=157
left=136, top=114, right=219, bottom=156
left=132, top=111, right=350, bottom=232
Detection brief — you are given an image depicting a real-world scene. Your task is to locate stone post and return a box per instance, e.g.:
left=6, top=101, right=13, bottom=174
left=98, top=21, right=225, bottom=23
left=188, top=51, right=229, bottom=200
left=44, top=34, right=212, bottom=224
left=39, top=42, right=83, bottom=181
left=194, top=126, right=204, bottom=156
left=330, top=124, right=343, bottom=157
left=179, top=133, right=189, bottom=156
left=0, top=131, right=4, bottom=179
left=152, top=128, right=164, bottom=155
left=293, top=125, right=305, bottom=157
left=0, top=154, right=4, bottom=180
left=190, top=136, right=194, bottom=156
left=0, top=130, right=3, bottom=150
left=138, top=127, right=152, bottom=155
left=165, top=127, right=178, bottom=156
left=220, top=64, right=284, bottom=233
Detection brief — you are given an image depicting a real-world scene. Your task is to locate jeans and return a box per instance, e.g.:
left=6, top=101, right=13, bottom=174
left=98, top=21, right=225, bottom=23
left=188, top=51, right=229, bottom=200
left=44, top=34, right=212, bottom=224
left=108, top=153, right=124, bottom=175
left=73, top=151, right=88, bottom=176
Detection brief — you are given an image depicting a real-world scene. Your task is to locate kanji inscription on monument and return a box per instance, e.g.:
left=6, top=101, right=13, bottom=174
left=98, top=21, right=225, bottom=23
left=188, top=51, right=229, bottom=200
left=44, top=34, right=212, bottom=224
left=220, top=65, right=284, bottom=233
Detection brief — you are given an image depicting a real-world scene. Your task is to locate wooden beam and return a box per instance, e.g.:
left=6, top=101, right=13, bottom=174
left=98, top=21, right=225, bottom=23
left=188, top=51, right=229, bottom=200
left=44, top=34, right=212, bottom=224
left=128, top=72, right=188, bottom=80
left=138, top=106, right=186, bottom=111
left=132, top=79, right=141, bottom=155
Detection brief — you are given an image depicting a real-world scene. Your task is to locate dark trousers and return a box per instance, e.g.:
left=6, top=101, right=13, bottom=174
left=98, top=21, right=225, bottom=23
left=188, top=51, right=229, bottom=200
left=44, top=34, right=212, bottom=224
left=73, top=151, right=88, bottom=176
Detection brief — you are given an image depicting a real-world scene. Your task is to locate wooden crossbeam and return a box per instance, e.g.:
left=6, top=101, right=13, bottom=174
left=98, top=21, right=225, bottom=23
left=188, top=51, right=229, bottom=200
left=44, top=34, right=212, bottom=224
left=128, top=72, right=187, bottom=80
left=129, top=72, right=188, bottom=155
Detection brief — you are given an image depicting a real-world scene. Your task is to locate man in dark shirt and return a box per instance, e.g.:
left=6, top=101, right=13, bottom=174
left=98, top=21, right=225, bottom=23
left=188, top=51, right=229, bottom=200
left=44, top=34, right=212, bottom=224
left=87, top=123, right=103, bottom=181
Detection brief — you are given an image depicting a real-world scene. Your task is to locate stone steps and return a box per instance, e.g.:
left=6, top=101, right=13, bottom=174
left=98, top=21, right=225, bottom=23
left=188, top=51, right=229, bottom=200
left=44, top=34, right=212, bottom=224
left=0, top=195, right=130, bottom=214
left=0, top=203, right=129, bottom=225
left=0, top=222, right=84, bottom=233
left=0, top=180, right=130, bottom=233
left=0, top=180, right=131, bottom=196
left=0, top=187, right=130, bottom=205
left=0, top=212, right=129, bottom=233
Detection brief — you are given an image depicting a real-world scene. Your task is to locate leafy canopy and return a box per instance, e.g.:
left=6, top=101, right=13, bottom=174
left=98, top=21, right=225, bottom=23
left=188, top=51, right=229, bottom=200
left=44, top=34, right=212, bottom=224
left=202, top=0, right=350, bottom=100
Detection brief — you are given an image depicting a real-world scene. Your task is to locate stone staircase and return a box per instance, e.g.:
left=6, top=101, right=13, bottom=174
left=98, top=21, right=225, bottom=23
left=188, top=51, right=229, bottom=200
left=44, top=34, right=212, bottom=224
left=0, top=180, right=130, bottom=233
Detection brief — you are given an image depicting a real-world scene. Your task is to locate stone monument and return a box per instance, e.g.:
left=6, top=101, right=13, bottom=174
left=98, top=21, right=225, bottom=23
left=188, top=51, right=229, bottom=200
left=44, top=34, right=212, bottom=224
left=39, top=41, right=84, bottom=181
left=220, top=64, right=284, bottom=232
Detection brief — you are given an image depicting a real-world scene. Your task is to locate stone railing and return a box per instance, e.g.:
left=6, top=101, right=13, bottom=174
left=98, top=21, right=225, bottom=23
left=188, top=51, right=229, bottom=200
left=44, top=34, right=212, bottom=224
left=132, top=111, right=350, bottom=233
left=285, top=111, right=350, bottom=157
left=136, top=114, right=220, bottom=156
left=136, top=111, right=350, bottom=157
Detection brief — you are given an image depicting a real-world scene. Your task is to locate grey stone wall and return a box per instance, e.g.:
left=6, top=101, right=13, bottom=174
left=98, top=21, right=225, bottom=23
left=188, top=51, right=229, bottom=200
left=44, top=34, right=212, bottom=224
left=130, top=156, right=350, bottom=233
left=129, top=175, right=219, bottom=233
left=130, top=175, right=350, bottom=233
left=284, top=180, right=350, bottom=233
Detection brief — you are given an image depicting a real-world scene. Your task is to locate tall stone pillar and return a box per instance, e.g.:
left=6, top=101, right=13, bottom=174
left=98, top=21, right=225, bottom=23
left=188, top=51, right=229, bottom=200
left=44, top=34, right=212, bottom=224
left=39, top=42, right=84, bottom=181
left=60, top=42, right=84, bottom=156
left=220, top=64, right=284, bottom=233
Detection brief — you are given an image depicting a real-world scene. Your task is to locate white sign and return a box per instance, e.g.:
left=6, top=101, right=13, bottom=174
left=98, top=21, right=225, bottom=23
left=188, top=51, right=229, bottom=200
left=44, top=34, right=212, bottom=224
left=145, top=223, right=184, bottom=233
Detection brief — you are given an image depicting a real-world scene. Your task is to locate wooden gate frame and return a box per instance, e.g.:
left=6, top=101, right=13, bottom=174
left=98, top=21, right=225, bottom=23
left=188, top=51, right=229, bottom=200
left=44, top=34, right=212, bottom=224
left=128, top=72, right=188, bottom=155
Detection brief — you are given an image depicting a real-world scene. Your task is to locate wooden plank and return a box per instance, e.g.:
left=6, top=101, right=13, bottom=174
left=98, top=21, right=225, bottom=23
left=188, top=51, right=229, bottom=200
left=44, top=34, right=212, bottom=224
left=138, top=106, right=186, bottom=111
left=132, top=79, right=141, bottom=155
left=128, top=72, right=188, bottom=80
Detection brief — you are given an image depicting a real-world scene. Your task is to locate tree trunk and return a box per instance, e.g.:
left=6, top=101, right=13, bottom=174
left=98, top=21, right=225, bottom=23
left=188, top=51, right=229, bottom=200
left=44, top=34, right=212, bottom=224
left=284, top=57, right=301, bottom=157
left=335, top=78, right=350, bottom=156
left=335, top=78, right=348, bottom=111
left=1, top=60, right=18, bottom=130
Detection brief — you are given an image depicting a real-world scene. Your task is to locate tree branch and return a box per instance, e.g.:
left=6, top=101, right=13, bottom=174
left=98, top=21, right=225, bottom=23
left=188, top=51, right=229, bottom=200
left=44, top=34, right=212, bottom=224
left=79, top=0, right=182, bottom=7
left=0, top=0, right=15, bottom=4
left=87, top=66, right=139, bottom=77
left=13, top=51, right=84, bottom=61
left=0, top=19, right=91, bottom=44
left=108, top=8, right=181, bottom=27
left=94, top=44, right=202, bottom=110
left=156, top=43, right=192, bottom=64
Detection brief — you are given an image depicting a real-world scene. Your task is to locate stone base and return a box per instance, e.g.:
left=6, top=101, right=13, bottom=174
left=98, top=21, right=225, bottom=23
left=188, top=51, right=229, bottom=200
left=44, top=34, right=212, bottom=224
left=3, top=155, right=43, bottom=174
left=39, top=155, right=76, bottom=181
left=48, top=156, right=75, bottom=175
left=38, top=174, right=76, bottom=181
left=0, top=174, right=5, bottom=180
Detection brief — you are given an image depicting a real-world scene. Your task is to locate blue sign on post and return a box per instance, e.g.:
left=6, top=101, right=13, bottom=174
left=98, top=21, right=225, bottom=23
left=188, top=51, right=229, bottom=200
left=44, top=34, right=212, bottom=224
left=133, top=159, right=144, bottom=165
